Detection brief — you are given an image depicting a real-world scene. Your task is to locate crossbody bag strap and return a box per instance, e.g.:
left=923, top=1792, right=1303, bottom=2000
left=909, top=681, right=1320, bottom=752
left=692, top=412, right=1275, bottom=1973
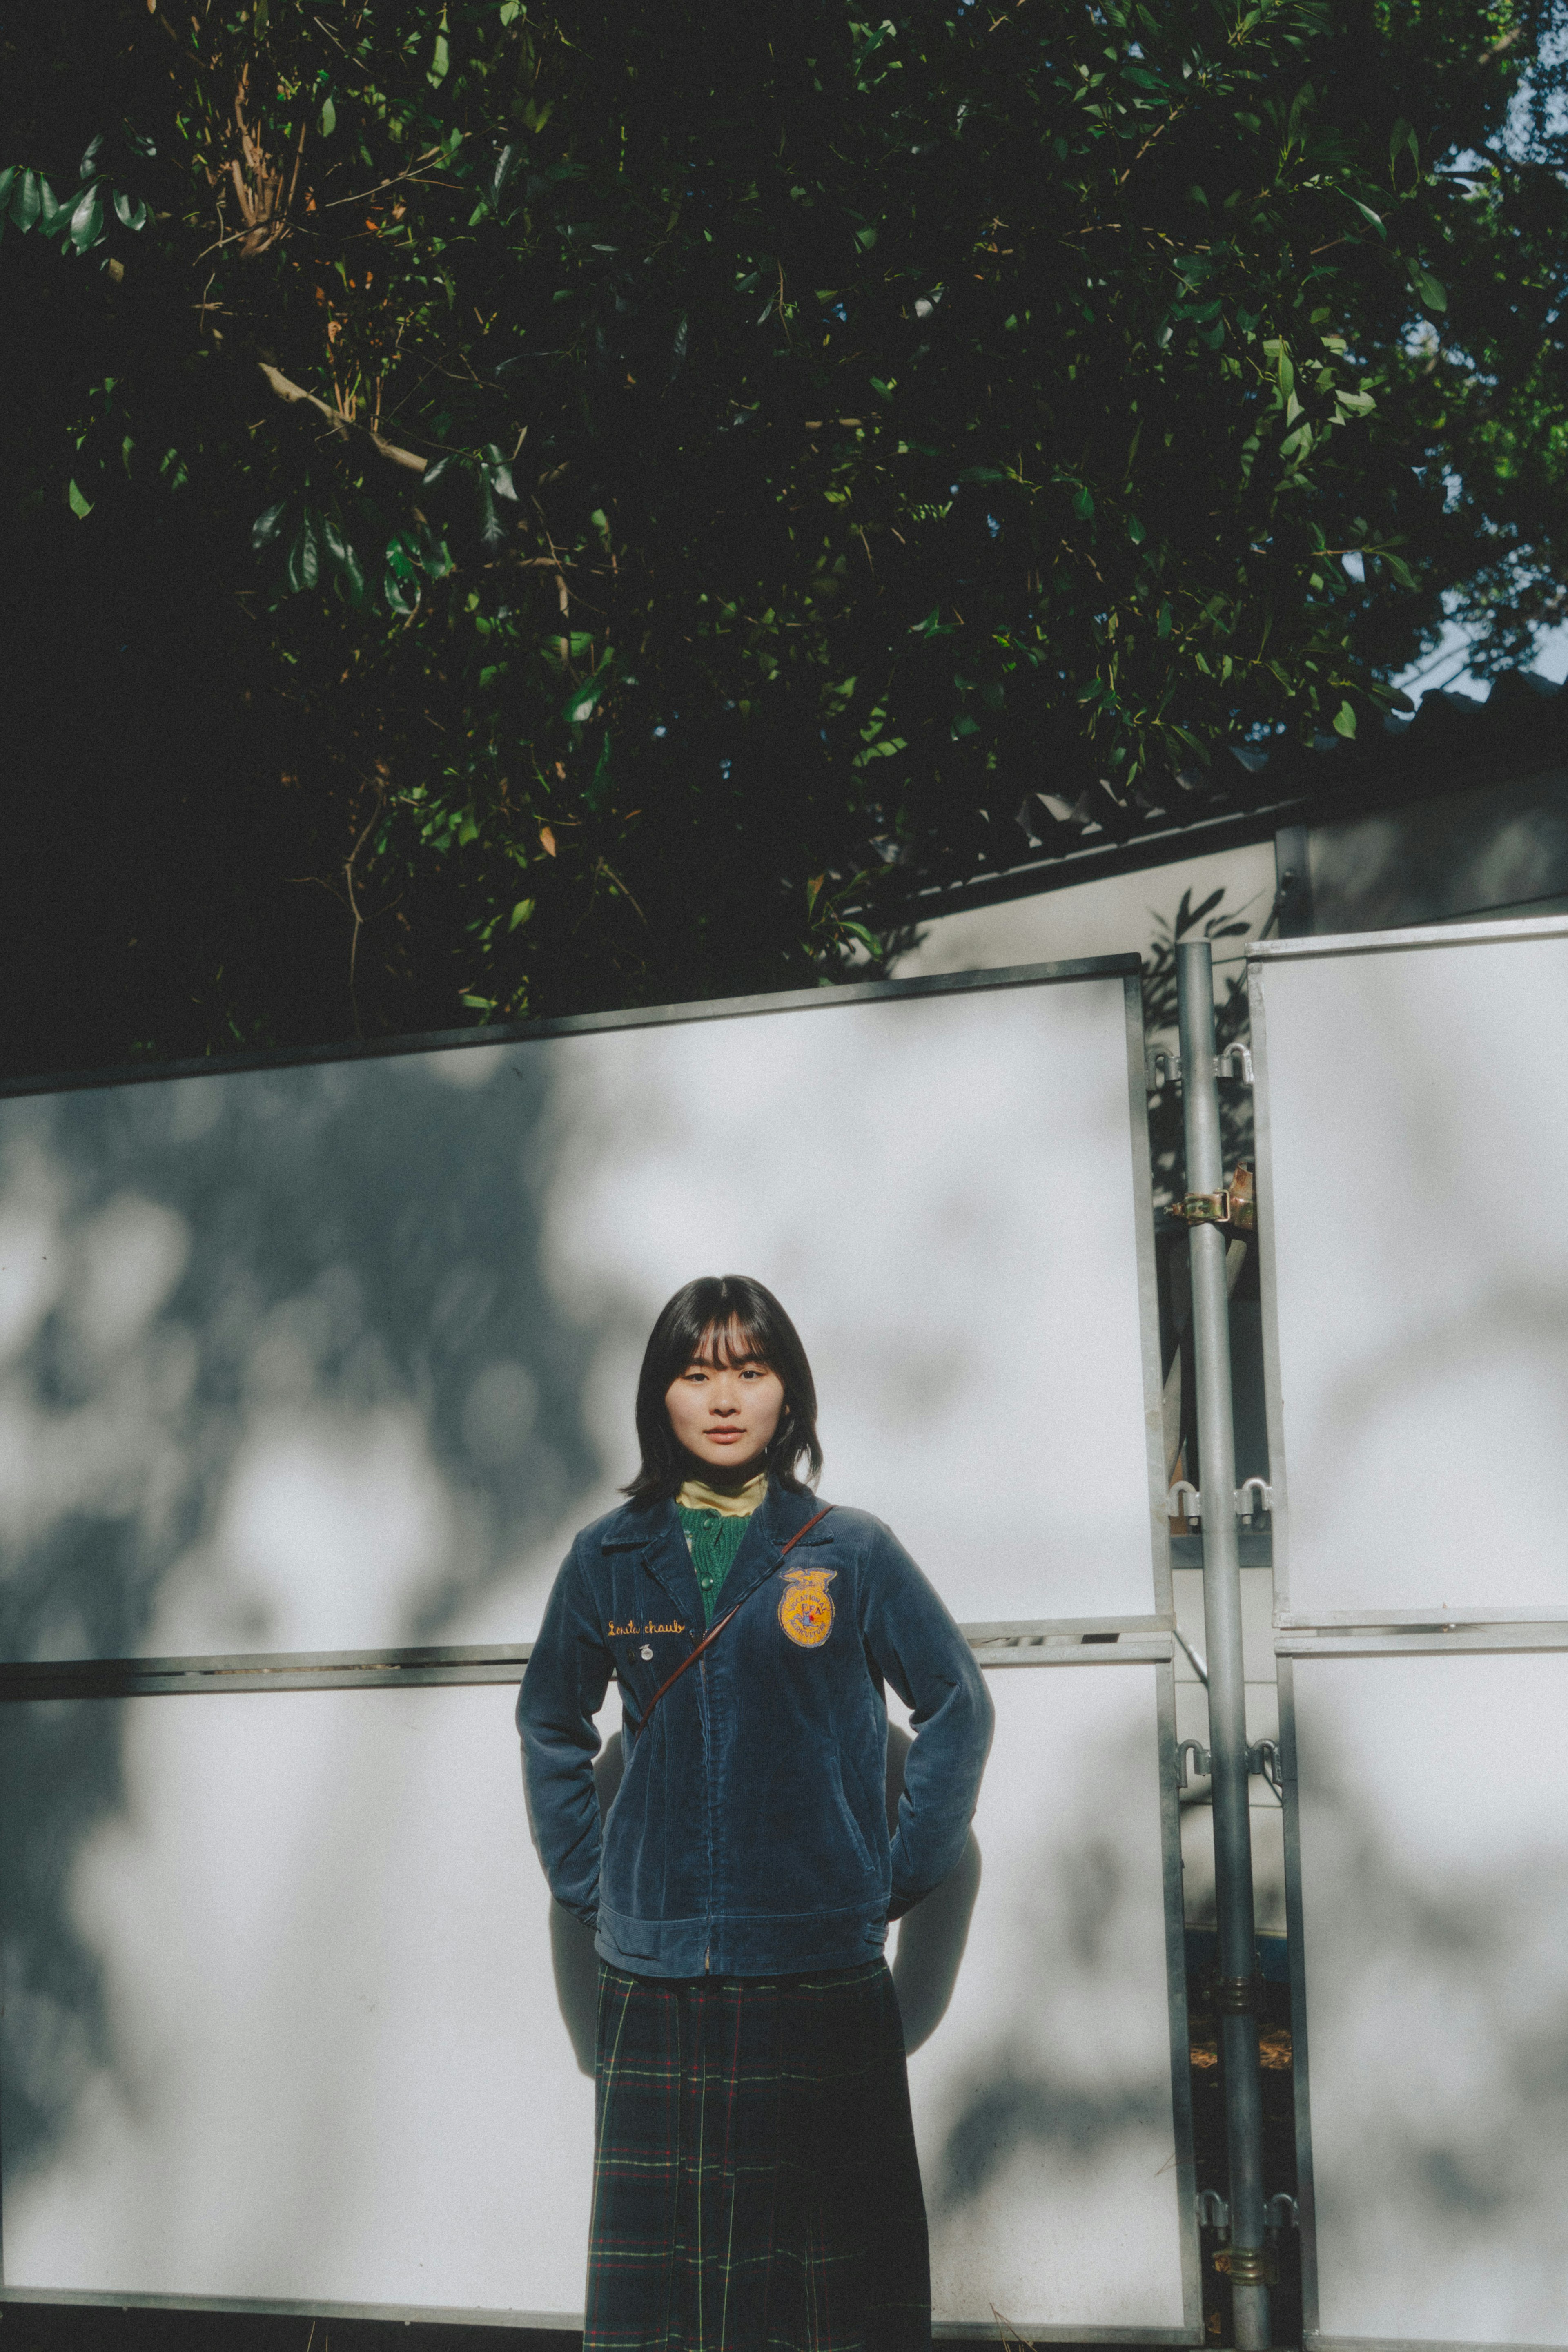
left=630, top=1504, right=835, bottom=1732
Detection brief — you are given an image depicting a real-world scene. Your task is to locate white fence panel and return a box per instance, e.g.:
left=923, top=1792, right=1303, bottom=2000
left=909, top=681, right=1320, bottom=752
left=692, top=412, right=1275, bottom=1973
left=0, top=1650, right=1198, bottom=2338
left=904, top=1654, right=1198, bottom=2340
left=1283, top=1639, right=1568, bottom=2350
left=0, top=965, right=1164, bottom=1659
left=1250, top=920, right=1568, bottom=1623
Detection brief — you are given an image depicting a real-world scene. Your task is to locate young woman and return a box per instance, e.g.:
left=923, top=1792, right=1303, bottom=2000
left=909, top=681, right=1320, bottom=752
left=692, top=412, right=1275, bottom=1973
left=519, top=1274, right=994, bottom=2352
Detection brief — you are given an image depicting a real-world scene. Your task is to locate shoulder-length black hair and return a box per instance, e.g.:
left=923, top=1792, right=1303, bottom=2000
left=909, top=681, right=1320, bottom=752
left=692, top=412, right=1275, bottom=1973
left=623, top=1275, right=823, bottom=1506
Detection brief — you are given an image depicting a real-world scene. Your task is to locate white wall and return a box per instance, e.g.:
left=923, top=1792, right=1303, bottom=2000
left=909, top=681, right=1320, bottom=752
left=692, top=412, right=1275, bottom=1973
left=1, top=1657, right=1196, bottom=2336
left=0, top=972, right=1165, bottom=1663
left=1288, top=1643, right=1568, bottom=2346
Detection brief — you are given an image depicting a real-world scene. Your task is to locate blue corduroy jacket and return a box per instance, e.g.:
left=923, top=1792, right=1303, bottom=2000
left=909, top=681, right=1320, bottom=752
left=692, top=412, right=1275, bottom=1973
left=517, top=1477, right=994, bottom=1977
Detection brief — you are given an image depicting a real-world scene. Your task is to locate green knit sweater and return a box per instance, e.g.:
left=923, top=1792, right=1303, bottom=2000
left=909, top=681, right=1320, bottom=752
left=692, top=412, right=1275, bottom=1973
left=676, top=1504, right=753, bottom=1625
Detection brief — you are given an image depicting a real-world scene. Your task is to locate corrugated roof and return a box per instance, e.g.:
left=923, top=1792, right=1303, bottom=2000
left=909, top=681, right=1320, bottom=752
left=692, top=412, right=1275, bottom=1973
left=915, top=671, right=1568, bottom=919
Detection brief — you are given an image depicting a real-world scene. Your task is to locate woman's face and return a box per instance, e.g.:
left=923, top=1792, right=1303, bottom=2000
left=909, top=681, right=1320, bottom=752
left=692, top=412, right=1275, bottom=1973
left=664, top=1340, right=786, bottom=1479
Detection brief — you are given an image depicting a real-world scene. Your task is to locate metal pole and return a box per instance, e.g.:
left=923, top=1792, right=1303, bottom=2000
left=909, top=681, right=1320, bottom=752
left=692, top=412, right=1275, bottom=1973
left=1177, top=941, right=1272, bottom=2352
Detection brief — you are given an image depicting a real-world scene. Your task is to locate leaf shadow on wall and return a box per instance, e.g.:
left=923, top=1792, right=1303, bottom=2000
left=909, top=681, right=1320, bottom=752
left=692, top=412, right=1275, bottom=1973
left=1289, top=1720, right=1568, bottom=2343
left=927, top=1718, right=1176, bottom=2237
left=0, top=1048, right=605, bottom=2213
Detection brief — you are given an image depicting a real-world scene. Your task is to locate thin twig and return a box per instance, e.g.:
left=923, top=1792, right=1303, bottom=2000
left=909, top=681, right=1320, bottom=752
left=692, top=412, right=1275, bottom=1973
left=597, top=858, right=648, bottom=924
left=257, top=360, right=432, bottom=473
left=318, top=156, right=451, bottom=210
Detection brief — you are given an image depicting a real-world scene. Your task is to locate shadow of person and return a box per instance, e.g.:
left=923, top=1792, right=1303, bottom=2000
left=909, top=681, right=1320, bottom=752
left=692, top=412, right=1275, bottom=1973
left=885, top=1722, right=982, bottom=2052
left=549, top=1731, right=626, bottom=2074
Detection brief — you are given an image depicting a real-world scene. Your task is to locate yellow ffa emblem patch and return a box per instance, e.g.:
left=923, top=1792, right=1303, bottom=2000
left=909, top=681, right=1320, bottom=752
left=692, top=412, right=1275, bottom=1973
left=778, top=1565, right=837, bottom=1648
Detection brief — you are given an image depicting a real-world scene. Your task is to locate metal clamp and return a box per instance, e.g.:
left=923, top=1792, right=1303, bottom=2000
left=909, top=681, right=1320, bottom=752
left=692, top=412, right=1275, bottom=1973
left=1176, top=1739, right=1212, bottom=1790
left=1145, top=1045, right=1255, bottom=1090
left=1166, top=1480, right=1201, bottom=1523
left=1196, top=2189, right=1230, bottom=2235
left=1169, top=1189, right=1232, bottom=1227
left=1227, top=1161, right=1256, bottom=1231
left=1248, top=1739, right=1283, bottom=1799
left=1215, top=2244, right=1279, bottom=2286
left=1168, top=1165, right=1256, bottom=1233
left=1234, top=1476, right=1274, bottom=1522
left=1212, top=1973, right=1264, bottom=2015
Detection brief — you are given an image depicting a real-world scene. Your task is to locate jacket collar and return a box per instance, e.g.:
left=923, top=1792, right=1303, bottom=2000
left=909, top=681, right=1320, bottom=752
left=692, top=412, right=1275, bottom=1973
left=598, top=1479, right=833, bottom=1625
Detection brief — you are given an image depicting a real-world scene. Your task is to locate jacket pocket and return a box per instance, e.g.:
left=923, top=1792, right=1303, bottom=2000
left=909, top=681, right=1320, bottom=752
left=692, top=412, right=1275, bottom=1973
left=829, top=1755, right=876, bottom=1876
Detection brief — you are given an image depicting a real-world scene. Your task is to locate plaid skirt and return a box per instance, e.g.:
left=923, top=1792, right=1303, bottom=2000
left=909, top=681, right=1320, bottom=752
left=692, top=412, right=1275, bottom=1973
left=586, top=1959, right=930, bottom=2352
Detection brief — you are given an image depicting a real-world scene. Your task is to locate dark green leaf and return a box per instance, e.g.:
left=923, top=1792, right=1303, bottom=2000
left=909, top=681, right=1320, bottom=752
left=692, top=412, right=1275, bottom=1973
left=287, top=513, right=320, bottom=592
left=251, top=499, right=290, bottom=552
left=564, top=654, right=614, bottom=725
left=584, top=729, right=612, bottom=810
left=417, top=523, right=454, bottom=579
left=383, top=560, right=421, bottom=616
left=67, top=184, right=103, bottom=252
left=490, top=143, right=521, bottom=211
left=79, top=134, right=103, bottom=178
left=322, top=512, right=367, bottom=606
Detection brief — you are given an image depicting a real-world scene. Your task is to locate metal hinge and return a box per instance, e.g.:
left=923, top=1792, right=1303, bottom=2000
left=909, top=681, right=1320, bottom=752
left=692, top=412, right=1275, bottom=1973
left=1176, top=1739, right=1211, bottom=1790
left=1248, top=1739, right=1284, bottom=1799
left=1266, top=2193, right=1300, bottom=2232
left=1167, top=1479, right=1202, bottom=1523
left=1196, top=2190, right=1229, bottom=2235
left=1147, top=1043, right=1255, bottom=1090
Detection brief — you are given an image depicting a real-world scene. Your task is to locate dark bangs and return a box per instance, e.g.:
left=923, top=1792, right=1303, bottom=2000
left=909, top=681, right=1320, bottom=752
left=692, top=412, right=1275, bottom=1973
left=624, top=1275, right=823, bottom=1506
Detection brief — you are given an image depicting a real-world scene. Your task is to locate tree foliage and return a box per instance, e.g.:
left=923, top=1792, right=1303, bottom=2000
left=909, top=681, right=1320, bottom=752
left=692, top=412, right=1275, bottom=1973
left=0, top=0, right=1559, bottom=1066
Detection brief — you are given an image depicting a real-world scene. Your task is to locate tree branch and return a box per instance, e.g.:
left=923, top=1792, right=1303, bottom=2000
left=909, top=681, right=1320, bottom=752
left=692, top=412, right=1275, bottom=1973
left=257, top=360, right=429, bottom=473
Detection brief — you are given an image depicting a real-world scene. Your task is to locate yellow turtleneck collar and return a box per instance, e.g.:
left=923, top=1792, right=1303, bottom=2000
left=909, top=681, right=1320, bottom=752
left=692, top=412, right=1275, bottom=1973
left=676, top=1470, right=768, bottom=1518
